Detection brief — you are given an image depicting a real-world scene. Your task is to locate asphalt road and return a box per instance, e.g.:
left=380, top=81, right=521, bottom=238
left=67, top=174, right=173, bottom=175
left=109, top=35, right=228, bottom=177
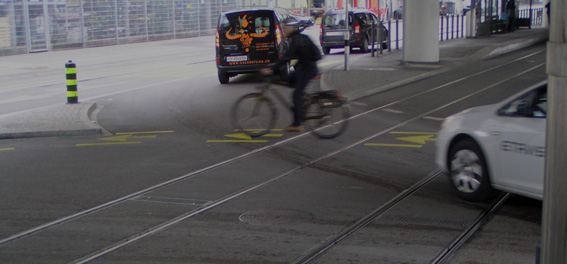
left=0, top=30, right=544, bottom=263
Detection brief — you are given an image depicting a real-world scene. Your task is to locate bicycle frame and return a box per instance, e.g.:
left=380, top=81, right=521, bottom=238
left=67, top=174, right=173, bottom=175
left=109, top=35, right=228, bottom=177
left=259, top=82, right=294, bottom=114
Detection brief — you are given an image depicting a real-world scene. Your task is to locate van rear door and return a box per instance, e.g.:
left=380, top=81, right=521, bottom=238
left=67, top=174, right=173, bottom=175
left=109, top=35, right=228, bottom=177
left=217, top=11, right=280, bottom=68
left=322, top=12, right=352, bottom=41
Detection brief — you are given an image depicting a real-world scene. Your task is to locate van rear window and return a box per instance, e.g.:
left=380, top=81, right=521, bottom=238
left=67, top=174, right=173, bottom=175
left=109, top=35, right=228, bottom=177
left=219, top=11, right=273, bottom=40
left=324, top=13, right=348, bottom=27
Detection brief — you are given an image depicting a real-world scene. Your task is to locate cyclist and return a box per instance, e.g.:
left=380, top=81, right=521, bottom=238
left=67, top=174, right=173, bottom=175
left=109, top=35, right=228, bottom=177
left=261, top=18, right=320, bottom=132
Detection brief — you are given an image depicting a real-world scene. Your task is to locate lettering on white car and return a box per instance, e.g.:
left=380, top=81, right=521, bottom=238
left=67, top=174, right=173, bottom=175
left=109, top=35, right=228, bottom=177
left=500, top=140, right=545, bottom=157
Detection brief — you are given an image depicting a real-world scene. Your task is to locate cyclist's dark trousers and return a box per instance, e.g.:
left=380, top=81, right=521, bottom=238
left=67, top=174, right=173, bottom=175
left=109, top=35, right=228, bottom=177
left=292, top=67, right=317, bottom=126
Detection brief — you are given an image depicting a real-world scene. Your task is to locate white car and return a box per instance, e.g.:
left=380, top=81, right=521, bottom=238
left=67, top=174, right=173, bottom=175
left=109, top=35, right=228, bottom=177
left=435, top=81, right=547, bottom=202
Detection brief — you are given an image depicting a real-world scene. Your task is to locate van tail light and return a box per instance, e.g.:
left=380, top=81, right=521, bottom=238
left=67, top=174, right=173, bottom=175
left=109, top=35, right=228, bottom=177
left=320, top=24, right=323, bottom=36
left=275, top=25, right=282, bottom=45
left=354, top=23, right=360, bottom=34
left=215, top=29, right=220, bottom=49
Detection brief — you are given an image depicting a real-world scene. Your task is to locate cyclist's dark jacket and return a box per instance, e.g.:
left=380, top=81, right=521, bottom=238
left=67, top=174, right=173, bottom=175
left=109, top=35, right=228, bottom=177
left=273, top=29, right=318, bottom=72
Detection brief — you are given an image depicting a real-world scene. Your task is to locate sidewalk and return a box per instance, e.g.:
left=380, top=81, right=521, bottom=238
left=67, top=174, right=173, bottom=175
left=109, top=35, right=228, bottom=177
left=321, top=28, right=549, bottom=100
left=0, top=29, right=549, bottom=140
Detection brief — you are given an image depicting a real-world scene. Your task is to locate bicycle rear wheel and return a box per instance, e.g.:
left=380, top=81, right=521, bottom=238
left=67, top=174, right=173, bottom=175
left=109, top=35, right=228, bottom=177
left=231, top=93, right=277, bottom=137
left=304, top=102, right=349, bottom=139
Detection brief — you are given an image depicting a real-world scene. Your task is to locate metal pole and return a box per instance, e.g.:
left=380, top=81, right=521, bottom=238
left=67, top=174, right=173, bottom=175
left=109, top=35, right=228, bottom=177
left=529, top=0, right=533, bottom=29
left=371, top=22, right=376, bottom=57
left=42, top=0, right=50, bottom=51
left=23, top=0, right=31, bottom=52
left=344, top=0, right=350, bottom=71
left=114, top=0, right=119, bottom=44
left=81, top=0, right=86, bottom=48
left=541, top=0, right=567, bottom=262
left=144, top=0, right=149, bottom=41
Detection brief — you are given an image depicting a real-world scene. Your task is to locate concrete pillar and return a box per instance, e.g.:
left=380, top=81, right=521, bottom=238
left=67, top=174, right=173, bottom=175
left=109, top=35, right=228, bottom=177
left=541, top=0, right=567, bottom=262
left=402, top=0, right=439, bottom=63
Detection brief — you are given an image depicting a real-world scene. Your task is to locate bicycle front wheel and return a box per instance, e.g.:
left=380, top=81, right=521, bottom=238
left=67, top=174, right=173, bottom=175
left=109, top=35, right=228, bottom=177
left=231, top=93, right=277, bottom=137
left=304, top=102, right=349, bottom=139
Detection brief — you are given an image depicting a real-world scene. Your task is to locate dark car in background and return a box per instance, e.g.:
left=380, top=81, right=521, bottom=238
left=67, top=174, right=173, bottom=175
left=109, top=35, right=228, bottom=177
left=216, top=8, right=293, bottom=84
left=320, top=8, right=388, bottom=54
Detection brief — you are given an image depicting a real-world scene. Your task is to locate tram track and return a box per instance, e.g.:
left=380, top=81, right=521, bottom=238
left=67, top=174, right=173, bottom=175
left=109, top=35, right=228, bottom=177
left=430, top=193, right=511, bottom=264
left=0, top=50, right=545, bottom=263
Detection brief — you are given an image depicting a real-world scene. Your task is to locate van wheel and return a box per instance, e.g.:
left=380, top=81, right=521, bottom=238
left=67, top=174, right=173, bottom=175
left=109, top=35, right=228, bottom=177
left=218, top=72, right=229, bottom=84
left=360, top=38, right=369, bottom=53
left=322, top=47, right=331, bottom=55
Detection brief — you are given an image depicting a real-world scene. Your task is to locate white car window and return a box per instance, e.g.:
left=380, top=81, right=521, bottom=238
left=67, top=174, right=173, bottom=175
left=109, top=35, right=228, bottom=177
left=498, top=85, right=547, bottom=118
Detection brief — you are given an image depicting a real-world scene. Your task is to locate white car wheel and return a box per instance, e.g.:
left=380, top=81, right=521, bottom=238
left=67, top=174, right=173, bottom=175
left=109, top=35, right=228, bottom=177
left=448, top=139, right=494, bottom=202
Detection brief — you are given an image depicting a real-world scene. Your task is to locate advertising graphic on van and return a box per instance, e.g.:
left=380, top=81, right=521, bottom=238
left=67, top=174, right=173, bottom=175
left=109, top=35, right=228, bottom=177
left=225, top=14, right=269, bottom=52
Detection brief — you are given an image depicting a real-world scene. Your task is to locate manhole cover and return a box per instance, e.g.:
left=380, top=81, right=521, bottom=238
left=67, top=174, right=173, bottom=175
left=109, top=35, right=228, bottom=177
left=239, top=209, right=316, bottom=225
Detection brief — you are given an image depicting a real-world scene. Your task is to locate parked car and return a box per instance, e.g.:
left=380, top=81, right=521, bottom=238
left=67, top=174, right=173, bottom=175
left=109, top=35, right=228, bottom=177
left=319, top=8, right=388, bottom=54
left=215, top=8, right=293, bottom=84
left=435, top=81, right=547, bottom=202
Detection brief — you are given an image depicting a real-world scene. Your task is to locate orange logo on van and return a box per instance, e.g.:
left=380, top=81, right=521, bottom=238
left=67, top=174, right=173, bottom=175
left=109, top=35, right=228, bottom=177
left=225, top=14, right=268, bottom=52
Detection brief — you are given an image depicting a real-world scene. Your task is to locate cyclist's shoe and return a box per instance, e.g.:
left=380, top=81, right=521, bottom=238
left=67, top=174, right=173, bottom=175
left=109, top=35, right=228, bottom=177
left=285, top=125, right=304, bottom=132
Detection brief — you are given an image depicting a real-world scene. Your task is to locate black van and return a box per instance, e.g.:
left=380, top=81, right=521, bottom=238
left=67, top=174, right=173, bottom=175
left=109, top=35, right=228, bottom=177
left=216, top=8, right=293, bottom=84
left=320, top=8, right=388, bottom=54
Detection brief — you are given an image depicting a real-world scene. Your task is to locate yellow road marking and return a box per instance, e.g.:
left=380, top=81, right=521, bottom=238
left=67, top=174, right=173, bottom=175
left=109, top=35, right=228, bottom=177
left=0, top=148, right=15, bottom=151
left=396, top=135, right=437, bottom=144
left=76, top=131, right=171, bottom=147
left=225, top=133, right=252, bottom=140
left=390, top=131, right=437, bottom=135
left=76, top=142, right=142, bottom=147
left=234, top=129, right=284, bottom=132
left=260, top=134, right=284, bottom=137
left=116, top=131, right=174, bottom=135
left=206, top=129, right=284, bottom=143
left=98, top=135, right=156, bottom=142
left=364, top=143, right=423, bottom=148
left=206, top=140, right=269, bottom=143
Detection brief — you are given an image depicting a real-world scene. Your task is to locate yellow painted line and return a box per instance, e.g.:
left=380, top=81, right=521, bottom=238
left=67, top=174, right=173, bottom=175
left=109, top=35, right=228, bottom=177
left=364, top=143, right=423, bottom=148
left=76, top=142, right=142, bottom=147
left=234, top=129, right=284, bottom=132
left=206, top=140, right=269, bottom=143
left=260, top=134, right=284, bottom=137
left=389, top=131, right=437, bottom=135
left=116, top=131, right=174, bottom=135
left=396, top=135, right=437, bottom=144
left=0, top=148, right=15, bottom=151
left=98, top=135, right=156, bottom=142
left=225, top=133, right=252, bottom=140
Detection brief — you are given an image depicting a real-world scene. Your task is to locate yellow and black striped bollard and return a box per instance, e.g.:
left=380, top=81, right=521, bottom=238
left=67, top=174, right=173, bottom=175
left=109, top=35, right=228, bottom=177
left=65, top=60, right=78, bottom=104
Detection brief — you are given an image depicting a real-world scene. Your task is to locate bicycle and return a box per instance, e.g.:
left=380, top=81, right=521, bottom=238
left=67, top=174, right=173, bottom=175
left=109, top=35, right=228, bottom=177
left=231, top=74, right=349, bottom=139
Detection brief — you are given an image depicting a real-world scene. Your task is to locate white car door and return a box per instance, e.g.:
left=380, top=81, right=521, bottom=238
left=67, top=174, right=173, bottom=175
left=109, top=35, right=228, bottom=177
left=490, top=86, right=547, bottom=198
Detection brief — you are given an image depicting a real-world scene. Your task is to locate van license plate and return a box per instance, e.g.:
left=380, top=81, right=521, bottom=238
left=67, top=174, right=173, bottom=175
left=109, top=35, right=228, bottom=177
left=226, top=55, right=248, bottom=62
left=325, top=32, right=343, bottom=36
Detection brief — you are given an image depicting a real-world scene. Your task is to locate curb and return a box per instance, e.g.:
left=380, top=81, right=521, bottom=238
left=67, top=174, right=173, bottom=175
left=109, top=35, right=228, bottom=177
left=0, top=102, right=104, bottom=140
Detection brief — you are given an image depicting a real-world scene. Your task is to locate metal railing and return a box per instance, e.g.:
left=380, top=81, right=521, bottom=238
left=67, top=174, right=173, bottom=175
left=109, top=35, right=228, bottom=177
left=0, top=0, right=243, bottom=56
left=378, top=14, right=467, bottom=54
